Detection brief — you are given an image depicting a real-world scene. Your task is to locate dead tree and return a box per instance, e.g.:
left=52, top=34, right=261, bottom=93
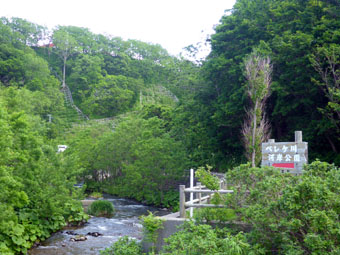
left=242, top=52, right=272, bottom=167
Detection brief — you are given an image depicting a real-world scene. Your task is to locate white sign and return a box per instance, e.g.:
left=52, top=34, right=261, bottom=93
left=261, top=131, right=308, bottom=174
left=57, top=145, right=68, bottom=153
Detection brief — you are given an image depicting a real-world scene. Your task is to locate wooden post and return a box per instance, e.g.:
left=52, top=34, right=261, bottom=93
left=179, top=185, right=186, bottom=218
left=197, top=182, right=201, bottom=205
left=295, top=131, right=302, bottom=143
left=221, top=180, right=226, bottom=189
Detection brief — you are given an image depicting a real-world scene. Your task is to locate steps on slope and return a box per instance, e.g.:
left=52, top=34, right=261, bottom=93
left=61, top=83, right=89, bottom=121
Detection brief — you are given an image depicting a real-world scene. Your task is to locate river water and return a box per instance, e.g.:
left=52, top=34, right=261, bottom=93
left=29, top=196, right=167, bottom=255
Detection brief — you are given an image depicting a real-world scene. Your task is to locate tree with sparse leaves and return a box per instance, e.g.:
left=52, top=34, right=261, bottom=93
left=242, top=51, right=272, bottom=167
left=310, top=44, right=340, bottom=135
left=52, top=27, right=79, bottom=87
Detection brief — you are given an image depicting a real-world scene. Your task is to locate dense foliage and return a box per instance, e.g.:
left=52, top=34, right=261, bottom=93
left=65, top=113, right=190, bottom=208
left=180, top=0, right=340, bottom=169
left=0, top=18, right=89, bottom=254
left=162, top=222, right=254, bottom=255
left=171, top=161, right=340, bottom=255
left=33, top=25, right=191, bottom=119
left=1, top=0, right=340, bottom=253
left=0, top=99, right=87, bottom=254
left=224, top=161, right=340, bottom=254
left=100, top=236, right=141, bottom=255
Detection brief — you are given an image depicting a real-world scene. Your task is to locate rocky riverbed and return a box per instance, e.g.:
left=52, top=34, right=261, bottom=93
left=29, top=196, right=168, bottom=255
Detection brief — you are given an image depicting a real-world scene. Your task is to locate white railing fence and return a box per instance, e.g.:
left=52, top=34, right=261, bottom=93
left=179, top=181, right=234, bottom=218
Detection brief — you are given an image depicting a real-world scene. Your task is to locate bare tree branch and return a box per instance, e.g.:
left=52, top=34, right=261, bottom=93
left=310, top=45, right=340, bottom=130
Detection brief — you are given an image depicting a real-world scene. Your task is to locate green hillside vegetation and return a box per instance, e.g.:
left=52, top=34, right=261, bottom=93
left=0, top=0, right=340, bottom=253
left=197, top=0, right=340, bottom=169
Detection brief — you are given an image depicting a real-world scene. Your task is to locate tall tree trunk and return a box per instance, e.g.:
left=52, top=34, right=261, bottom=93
left=242, top=53, right=272, bottom=167
left=251, top=101, right=258, bottom=167
left=326, top=133, right=338, bottom=153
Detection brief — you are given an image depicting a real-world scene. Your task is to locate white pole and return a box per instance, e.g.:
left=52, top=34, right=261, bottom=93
left=47, top=114, right=52, bottom=123
left=190, top=168, right=194, bottom=218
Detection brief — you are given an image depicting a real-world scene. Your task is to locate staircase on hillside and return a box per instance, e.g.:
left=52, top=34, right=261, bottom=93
left=61, top=83, right=89, bottom=121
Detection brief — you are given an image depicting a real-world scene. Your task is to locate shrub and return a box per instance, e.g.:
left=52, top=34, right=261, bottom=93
left=89, top=191, right=103, bottom=199
left=226, top=161, right=340, bottom=254
left=141, top=211, right=164, bottom=253
left=63, top=202, right=89, bottom=226
left=195, top=165, right=220, bottom=190
left=161, top=221, right=255, bottom=255
left=88, top=200, right=115, bottom=217
left=194, top=208, right=236, bottom=224
left=100, top=236, right=141, bottom=255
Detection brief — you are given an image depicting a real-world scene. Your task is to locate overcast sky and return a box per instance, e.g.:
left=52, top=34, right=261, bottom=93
left=0, top=0, right=236, bottom=56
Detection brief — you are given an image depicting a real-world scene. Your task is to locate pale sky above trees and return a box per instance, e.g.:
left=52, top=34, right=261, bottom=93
left=0, top=0, right=236, bottom=56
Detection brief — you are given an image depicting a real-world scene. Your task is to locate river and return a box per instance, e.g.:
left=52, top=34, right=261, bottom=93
left=28, top=196, right=168, bottom=255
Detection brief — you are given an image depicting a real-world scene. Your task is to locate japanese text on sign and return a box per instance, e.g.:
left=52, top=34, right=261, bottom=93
left=264, top=145, right=305, bottom=162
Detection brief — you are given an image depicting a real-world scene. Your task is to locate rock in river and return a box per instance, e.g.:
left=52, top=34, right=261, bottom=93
left=70, top=235, right=87, bottom=242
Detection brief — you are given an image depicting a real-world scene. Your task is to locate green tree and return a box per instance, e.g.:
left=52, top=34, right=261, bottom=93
left=199, top=0, right=340, bottom=167
left=66, top=115, right=189, bottom=208
left=107, top=116, right=188, bottom=207
left=52, top=27, right=79, bottom=87
left=1, top=17, right=46, bottom=46
left=80, top=75, right=142, bottom=117
left=67, top=54, right=105, bottom=102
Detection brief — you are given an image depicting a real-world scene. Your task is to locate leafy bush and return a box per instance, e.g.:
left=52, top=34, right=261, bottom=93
left=89, top=191, right=103, bottom=199
left=226, top=161, right=340, bottom=254
left=161, top=221, right=256, bottom=255
left=194, top=208, right=236, bottom=224
left=100, top=236, right=141, bottom=255
left=195, top=165, right=220, bottom=190
left=88, top=200, right=115, bottom=217
left=63, top=202, right=89, bottom=226
left=141, top=211, right=164, bottom=253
